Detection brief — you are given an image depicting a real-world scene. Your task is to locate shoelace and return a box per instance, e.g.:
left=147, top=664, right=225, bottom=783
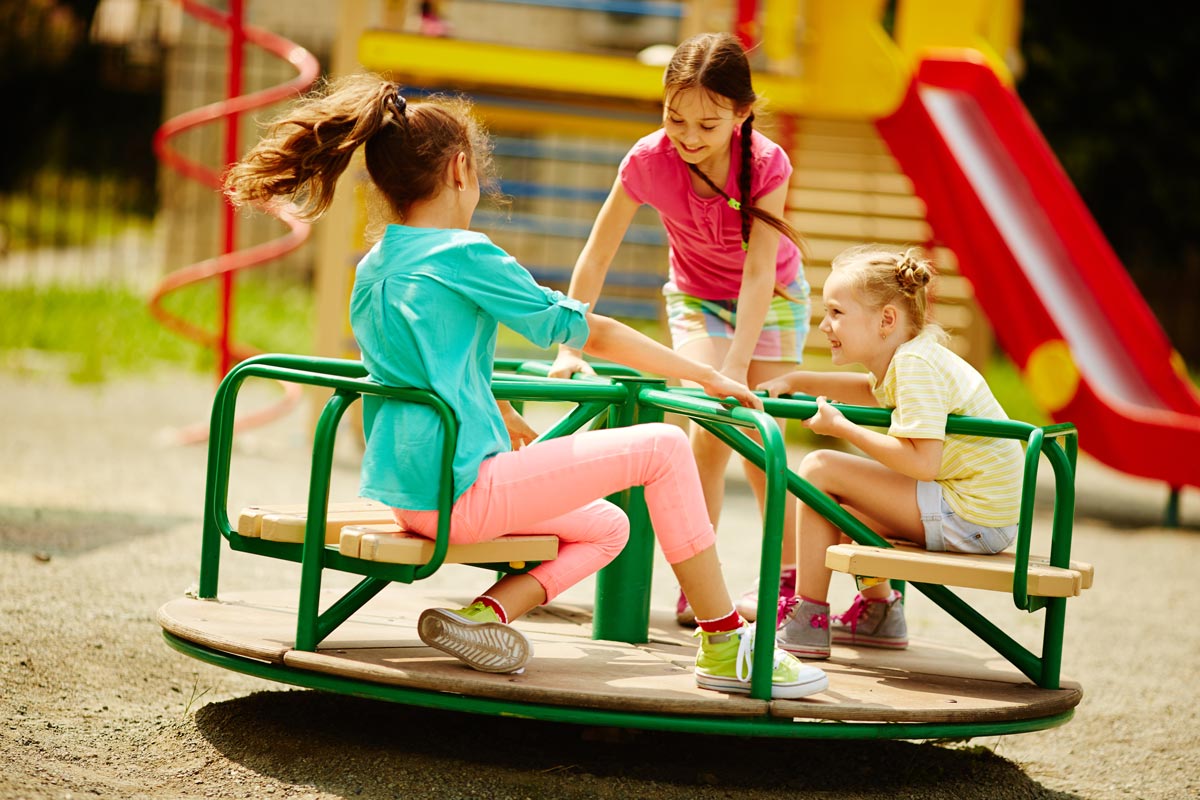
left=777, top=595, right=831, bottom=630
left=776, top=595, right=799, bottom=628
left=837, top=595, right=869, bottom=631
left=734, top=623, right=788, bottom=682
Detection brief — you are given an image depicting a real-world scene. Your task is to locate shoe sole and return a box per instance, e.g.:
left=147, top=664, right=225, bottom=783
left=417, top=608, right=532, bottom=673
left=777, top=642, right=831, bottom=660
left=694, top=667, right=829, bottom=699
left=832, top=632, right=908, bottom=649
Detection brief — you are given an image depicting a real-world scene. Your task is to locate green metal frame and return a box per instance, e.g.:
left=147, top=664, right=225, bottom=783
left=186, top=353, right=1082, bottom=737
left=669, top=387, right=1080, bottom=690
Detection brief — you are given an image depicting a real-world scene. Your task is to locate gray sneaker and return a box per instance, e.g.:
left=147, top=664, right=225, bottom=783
left=832, top=590, right=908, bottom=650
left=775, top=597, right=831, bottom=659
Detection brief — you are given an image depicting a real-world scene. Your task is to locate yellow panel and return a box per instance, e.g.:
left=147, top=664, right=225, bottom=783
left=358, top=30, right=810, bottom=114
left=360, top=31, right=666, bottom=103
left=894, top=0, right=1019, bottom=84
left=802, top=0, right=909, bottom=118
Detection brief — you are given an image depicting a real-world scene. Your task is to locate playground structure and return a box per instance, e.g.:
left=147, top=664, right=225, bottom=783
left=159, top=354, right=1091, bottom=738
left=151, top=0, right=319, bottom=441
left=156, top=0, right=1193, bottom=739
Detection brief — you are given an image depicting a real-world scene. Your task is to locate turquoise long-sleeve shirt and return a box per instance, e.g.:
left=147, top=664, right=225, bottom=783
left=350, top=224, right=591, bottom=510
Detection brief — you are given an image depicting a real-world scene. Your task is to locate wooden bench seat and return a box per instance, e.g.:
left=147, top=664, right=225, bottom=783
left=237, top=501, right=558, bottom=568
left=237, top=500, right=392, bottom=544
left=826, top=542, right=1095, bottom=598
left=340, top=523, right=558, bottom=567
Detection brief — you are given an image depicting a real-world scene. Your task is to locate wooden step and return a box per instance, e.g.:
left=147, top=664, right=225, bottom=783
left=826, top=542, right=1095, bottom=598
left=788, top=188, right=926, bottom=219
left=339, top=523, right=558, bottom=568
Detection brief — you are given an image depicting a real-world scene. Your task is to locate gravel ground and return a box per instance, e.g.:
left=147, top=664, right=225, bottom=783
left=1, top=361, right=1198, bottom=800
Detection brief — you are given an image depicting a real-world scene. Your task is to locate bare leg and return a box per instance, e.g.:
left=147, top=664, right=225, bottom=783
left=744, top=359, right=802, bottom=569
left=475, top=573, right=547, bottom=620
left=670, top=546, right=734, bottom=621
left=794, top=449, right=924, bottom=603
left=677, top=339, right=798, bottom=567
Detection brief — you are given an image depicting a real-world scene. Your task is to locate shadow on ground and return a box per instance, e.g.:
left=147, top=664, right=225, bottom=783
left=195, top=690, right=1082, bottom=800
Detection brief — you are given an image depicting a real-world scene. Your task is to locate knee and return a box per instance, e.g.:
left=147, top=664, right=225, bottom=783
left=650, top=421, right=689, bottom=450
left=798, top=449, right=838, bottom=486
left=646, top=421, right=693, bottom=464
left=596, top=503, right=631, bottom=558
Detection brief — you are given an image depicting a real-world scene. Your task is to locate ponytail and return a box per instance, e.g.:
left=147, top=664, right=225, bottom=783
left=224, top=75, right=399, bottom=221
left=225, top=74, right=494, bottom=225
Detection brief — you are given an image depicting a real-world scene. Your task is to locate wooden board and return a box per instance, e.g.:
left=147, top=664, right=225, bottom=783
left=826, top=542, right=1095, bottom=597
left=339, top=523, right=559, bottom=566
left=159, top=588, right=1082, bottom=725
left=237, top=500, right=390, bottom=539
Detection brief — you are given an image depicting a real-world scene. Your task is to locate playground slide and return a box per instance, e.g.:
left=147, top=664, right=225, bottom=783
left=877, top=57, right=1200, bottom=491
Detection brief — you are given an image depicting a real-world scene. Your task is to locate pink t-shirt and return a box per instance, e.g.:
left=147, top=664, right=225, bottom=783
left=619, top=127, right=800, bottom=301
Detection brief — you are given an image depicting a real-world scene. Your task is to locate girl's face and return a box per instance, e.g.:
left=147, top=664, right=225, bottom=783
left=663, top=88, right=748, bottom=172
left=820, top=271, right=885, bottom=367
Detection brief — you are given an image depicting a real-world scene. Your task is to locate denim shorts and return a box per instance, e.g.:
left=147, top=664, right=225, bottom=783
left=917, top=480, right=1016, bottom=554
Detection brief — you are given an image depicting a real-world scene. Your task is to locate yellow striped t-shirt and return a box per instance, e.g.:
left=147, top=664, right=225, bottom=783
left=871, top=332, right=1024, bottom=527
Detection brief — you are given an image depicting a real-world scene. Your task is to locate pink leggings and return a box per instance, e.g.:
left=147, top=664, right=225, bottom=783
left=391, top=422, right=715, bottom=602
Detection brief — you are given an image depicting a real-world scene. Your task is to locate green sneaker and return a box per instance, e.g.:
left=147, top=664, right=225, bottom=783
left=417, top=601, right=532, bottom=674
left=694, top=623, right=829, bottom=699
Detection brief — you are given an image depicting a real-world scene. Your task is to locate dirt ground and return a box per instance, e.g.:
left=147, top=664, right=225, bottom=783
left=2, top=362, right=1198, bottom=800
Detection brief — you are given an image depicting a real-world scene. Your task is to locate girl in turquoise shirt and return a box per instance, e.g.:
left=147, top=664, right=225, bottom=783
left=224, top=74, right=826, bottom=699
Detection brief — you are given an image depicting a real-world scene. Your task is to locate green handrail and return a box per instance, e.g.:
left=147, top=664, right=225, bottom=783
left=634, top=387, right=788, bottom=700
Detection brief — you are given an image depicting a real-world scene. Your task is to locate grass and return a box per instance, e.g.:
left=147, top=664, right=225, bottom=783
left=0, top=280, right=1091, bottom=429
left=0, top=277, right=314, bottom=383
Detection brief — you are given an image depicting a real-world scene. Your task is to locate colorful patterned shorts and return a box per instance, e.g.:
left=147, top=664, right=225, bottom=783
left=662, top=278, right=811, bottom=363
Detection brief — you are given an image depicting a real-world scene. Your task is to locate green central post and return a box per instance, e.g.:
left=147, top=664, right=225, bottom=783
left=593, top=376, right=665, bottom=642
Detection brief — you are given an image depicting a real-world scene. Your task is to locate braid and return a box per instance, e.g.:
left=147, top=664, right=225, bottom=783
left=738, top=115, right=753, bottom=247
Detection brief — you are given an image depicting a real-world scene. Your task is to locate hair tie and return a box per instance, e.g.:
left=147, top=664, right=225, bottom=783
left=726, top=197, right=741, bottom=211
left=386, top=85, right=408, bottom=122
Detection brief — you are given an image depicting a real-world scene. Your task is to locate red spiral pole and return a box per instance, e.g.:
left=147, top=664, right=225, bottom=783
left=151, top=1, right=321, bottom=442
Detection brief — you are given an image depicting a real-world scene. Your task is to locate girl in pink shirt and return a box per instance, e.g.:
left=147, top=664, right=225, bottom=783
left=551, top=32, right=811, bottom=626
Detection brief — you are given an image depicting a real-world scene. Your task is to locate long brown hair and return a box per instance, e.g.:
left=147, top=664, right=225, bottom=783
left=663, top=32, right=806, bottom=253
left=224, top=73, right=494, bottom=224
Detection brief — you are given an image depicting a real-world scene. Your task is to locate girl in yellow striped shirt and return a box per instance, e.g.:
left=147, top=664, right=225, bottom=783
left=757, top=244, right=1023, bottom=659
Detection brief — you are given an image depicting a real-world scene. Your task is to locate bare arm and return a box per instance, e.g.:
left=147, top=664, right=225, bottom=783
left=550, top=179, right=640, bottom=378
left=723, top=181, right=790, bottom=379
left=582, top=312, right=762, bottom=410
left=496, top=399, right=537, bottom=449
left=805, top=397, right=944, bottom=481
left=757, top=370, right=878, bottom=406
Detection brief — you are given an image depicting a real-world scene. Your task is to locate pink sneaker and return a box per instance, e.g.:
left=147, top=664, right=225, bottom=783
left=675, top=589, right=696, bottom=627
left=735, top=567, right=797, bottom=622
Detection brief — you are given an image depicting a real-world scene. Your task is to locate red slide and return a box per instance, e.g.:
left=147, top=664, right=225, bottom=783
left=877, top=56, right=1200, bottom=492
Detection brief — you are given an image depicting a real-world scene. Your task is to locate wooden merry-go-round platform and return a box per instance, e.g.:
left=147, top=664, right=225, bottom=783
left=158, top=585, right=1082, bottom=740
